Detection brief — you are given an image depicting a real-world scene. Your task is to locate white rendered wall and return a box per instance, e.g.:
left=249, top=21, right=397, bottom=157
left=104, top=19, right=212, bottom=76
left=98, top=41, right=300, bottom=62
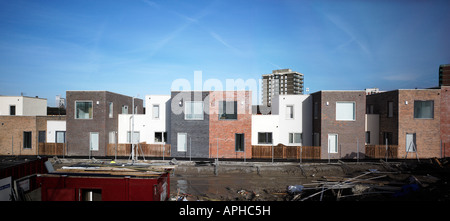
left=251, top=115, right=279, bottom=146
left=365, top=114, right=379, bottom=145
left=118, top=95, right=171, bottom=144
left=0, top=96, right=47, bottom=116
left=47, top=120, right=66, bottom=143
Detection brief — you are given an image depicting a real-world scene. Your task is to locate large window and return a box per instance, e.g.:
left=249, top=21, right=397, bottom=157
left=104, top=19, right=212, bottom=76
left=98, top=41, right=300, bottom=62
left=406, top=133, right=417, bottom=152
left=56, top=131, right=66, bottom=143
left=185, top=101, right=203, bottom=120
left=75, top=101, right=93, bottom=119
left=258, top=132, right=272, bottom=144
left=219, top=101, right=237, bottom=120
left=289, top=133, right=302, bottom=144
left=23, top=131, right=32, bottom=149
left=414, top=100, right=434, bottom=119
left=336, top=102, right=355, bottom=121
left=328, top=134, right=338, bottom=153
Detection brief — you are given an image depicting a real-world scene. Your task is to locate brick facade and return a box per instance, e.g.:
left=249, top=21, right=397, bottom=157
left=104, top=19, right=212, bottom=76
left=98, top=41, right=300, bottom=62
left=66, top=91, right=143, bottom=157
left=367, top=89, right=443, bottom=159
left=441, top=86, right=450, bottom=157
left=0, top=115, right=65, bottom=155
left=312, top=91, right=366, bottom=159
left=170, top=91, right=210, bottom=158
left=209, top=91, right=252, bottom=159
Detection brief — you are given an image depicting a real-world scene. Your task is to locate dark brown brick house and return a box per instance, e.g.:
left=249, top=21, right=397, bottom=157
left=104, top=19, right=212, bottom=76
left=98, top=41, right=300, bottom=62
left=312, top=90, right=366, bottom=160
left=66, top=91, right=143, bottom=157
left=366, top=89, right=442, bottom=159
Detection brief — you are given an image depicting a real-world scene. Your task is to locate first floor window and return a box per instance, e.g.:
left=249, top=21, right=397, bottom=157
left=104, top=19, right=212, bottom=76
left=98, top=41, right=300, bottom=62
left=185, top=101, right=203, bottom=120
left=258, top=132, right=272, bottom=144
left=23, top=131, right=32, bottom=149
left=414, top=100, right=434, bottom=119
left=336, top=102, right=355, bottom=121
left=219, top=101, right=237, bottom=120
left=75, top=101, right=93, bottom=119
left=235, top=133, right=244, bottom=152
left=289, top=133, right=302, bottom=144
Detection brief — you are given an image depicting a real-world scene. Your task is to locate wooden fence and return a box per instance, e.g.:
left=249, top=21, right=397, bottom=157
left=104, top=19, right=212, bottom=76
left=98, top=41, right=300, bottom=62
left=38, top=143, right=65, bottom=156
left=365, top=145, right=398, bottom=159
left=107, top=143, right=171, bottom=158
left=252, top=144, right=321, bottom=160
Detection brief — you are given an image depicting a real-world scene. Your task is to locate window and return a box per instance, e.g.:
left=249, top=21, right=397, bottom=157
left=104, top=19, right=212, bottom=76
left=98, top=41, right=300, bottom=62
left=127, top=131, right=140, bottom=143
left=90, top=132, right=99, bottom=151
left=75, top=101, right=93, bottom=119
left=414, top=100, right=434, bottom=119
left=177, top=133, right=187, bottom=152
left=365, top=131, right=370, bottom=144
left=153, top=105, right=160, bottom=119
left=39, top=131, right=46, bottom=143
left=109, top=102, right=113, bottom=118
left=235, top=134, right=245, bottom=152
left=109, top=131, right=116, bottom=144
left=328, top=134, right=338, bottom=153
left=289, top=133, right=302, bottom=144
left=10, top=105, right=16, bottom=116
left=406, top=133, right=416, bottom=152
left=23, top=131, right=32, bottom=149
left=185, top=101, right=203, bottom=120
left=388, top=101, right=393, bottom=118
left=258, top=132, right=272, bottom=144
left=382, top=132, right=393, bottom=145
left=314, top=102, right=319, bottom=119
left=122, top=105, right=128, bottom=114
left=336, top=102, right=355, bottom=121
left=286, top=105, right=294, bottom=119
left=155, top=132, right=167, bottom=143
left=56, top=131, right=65, bottom=143
left=219, top=101, right=237, bottom=120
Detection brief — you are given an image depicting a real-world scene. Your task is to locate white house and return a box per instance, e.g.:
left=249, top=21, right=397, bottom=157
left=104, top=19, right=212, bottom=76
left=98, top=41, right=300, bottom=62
left=118, top=95, right=171, bottom=144
left=252, top=94, right=313, bottom=146
left=0, top=96, right=47, bottom=116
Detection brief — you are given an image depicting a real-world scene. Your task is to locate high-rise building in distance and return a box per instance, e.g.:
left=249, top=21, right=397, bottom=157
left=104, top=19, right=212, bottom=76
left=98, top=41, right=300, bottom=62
left=262, top=69, right=304, bottom=106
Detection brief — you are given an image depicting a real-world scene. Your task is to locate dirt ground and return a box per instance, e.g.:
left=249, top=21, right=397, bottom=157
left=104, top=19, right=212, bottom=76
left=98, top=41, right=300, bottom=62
left=168, top=159, right=450, bottom=201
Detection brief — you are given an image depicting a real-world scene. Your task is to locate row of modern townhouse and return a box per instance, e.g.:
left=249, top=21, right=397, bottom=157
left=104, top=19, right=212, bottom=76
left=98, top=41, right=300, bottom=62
left=1, top=86, right=449, bottom=160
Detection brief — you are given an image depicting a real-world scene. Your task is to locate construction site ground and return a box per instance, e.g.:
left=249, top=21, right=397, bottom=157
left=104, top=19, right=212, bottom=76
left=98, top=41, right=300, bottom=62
left=47, top=157, right=450, bottom=201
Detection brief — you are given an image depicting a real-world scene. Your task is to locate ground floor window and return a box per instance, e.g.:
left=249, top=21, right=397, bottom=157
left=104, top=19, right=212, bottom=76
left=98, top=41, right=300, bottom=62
left=406, top=133, right=417, bottom=152
left=155, top=132, right=167, bottom=143
left=235, top=133, right=245, bottom=152
left=258, top=132, right=272, bottom=144
left=23, top=131, right=32, bottom=149
left=328, top=134, right=338, bottom=153
left=177, top=133, right=187, bottom=152
left=289, top=133, right=302, bottom=145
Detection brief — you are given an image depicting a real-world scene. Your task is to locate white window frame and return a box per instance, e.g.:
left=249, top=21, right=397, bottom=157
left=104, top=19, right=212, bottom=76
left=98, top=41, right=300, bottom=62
left=328, top=134, right=338, bottom=153
left=289, top=132, right=302, bottom=145
left=185, top=101, right=204, bottom=120
left=336, top=101, right=356, bottom=121
left=177, top=133, right=187, bottom=152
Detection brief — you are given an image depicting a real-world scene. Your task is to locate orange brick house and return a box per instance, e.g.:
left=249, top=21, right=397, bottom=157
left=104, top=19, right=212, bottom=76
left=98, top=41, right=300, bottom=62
left=208, top=91, right=252, bottom=159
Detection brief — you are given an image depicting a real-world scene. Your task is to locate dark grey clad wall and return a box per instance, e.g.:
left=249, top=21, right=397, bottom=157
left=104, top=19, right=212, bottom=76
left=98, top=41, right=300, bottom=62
left=170, top=91, right=210, bottom=158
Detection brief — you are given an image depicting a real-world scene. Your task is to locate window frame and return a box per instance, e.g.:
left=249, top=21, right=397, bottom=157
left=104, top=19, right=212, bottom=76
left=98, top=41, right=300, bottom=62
left=23, top=131, right=32, bottom=149
left=286, top=105, right=294, bottom=119
left=219, top=101, right=237, bottom=120
left=257, top=132, right=273, bottom=144
left=75, top=101, right=93, bottom=119
left=336, top=101, right=356, bottom=121
left=235, top=133, right=245, bottom=152
left=185, top=101, right=204, bottom=120
left=414, top=100, right=434, bottom=119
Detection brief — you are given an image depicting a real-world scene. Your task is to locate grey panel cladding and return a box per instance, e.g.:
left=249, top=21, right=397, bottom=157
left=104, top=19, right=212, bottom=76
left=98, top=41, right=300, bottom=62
left=170, top=91, right=210, bottom=158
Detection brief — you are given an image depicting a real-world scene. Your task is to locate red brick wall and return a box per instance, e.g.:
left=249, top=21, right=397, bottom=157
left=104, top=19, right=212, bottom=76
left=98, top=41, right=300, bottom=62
left=441, top=86, right=450, bottom=157
left=398, top=89, right=441, bottom=159
left=208, top=91, right=252, bottom=159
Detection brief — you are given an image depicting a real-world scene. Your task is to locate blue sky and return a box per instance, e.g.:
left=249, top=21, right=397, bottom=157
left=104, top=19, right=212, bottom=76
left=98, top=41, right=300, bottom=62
left=1, top=0, right=449, bottom=106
